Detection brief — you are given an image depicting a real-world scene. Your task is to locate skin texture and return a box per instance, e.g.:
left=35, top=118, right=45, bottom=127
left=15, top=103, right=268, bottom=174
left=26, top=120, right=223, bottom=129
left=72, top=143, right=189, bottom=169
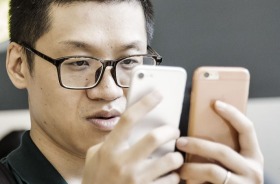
left=6, top=1, right=263, bottom=184
left=177, top=101, right=264, bottom=184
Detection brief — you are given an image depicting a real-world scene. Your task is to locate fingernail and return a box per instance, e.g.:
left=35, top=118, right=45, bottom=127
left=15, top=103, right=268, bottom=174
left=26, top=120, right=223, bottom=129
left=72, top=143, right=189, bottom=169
left=176, top=137, right=188, bottom=147
left=215, top=100, right=226, bottom=111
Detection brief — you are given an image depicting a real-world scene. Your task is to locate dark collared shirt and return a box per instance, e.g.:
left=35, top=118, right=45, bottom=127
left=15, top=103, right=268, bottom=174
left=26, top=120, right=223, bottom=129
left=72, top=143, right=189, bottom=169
left=1, top=131, right=67, bottom=184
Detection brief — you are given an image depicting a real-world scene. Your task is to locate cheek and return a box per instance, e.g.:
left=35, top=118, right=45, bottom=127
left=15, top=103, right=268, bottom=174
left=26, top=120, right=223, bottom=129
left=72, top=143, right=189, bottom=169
left=39, top=87, right=81, bottom=118
left=123, top=88, right=128, bottom=108
left=29, top=62, right=78, bottom=110
left=28, top=67, right=82, bottom=125
left=29, top=83, right=84, bottom=148
left=123, top=88, right=129, bottom=98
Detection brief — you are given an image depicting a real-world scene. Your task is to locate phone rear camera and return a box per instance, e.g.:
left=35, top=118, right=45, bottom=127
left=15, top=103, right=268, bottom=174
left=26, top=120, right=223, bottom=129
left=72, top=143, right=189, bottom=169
left=138, top=72, right=144, bottom=79
left=204, top=72, right=210, bottom=78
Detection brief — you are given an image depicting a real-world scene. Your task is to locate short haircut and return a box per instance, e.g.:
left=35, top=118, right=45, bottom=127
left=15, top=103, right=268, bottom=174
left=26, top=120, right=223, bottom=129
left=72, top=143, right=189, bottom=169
left=9, top=0, right=154, bottom=71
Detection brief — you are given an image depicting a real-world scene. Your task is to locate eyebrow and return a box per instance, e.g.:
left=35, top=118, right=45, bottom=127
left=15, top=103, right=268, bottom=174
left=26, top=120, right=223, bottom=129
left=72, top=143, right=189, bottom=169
left=58, top=40, right=92, bottom=50
left=119, top=41, right=143, bottom=52
left=58, top=40, right=144, bottom=53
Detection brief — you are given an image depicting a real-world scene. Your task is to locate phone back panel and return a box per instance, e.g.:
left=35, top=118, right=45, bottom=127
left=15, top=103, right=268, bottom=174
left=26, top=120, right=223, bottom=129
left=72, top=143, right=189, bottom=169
left=187, top=67, right=250, bottom=162
left=127, top=65, right=187, bottom=158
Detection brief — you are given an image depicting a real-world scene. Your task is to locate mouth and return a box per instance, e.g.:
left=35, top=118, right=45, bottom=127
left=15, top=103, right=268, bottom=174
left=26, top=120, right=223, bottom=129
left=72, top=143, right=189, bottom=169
left=86, top=110, right=121, bottom=131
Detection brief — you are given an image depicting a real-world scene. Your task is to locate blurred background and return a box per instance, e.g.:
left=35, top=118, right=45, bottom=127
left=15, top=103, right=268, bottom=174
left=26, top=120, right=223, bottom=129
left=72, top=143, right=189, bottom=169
left=152, top=0, right=280, bottom=98
left=0, top=0, right=8, bottom=43
left=0, top=0, right=279, bottom=182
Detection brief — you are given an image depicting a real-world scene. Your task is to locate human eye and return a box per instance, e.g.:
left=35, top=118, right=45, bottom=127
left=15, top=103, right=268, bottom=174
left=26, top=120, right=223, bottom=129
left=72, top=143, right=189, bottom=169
left=72, top=60, right=89, bottom=66
left=119, top=57, right=142, bottom=69
left=63, top=58, right=91, bottom=71
left=70, top=59, right=89, bottom=66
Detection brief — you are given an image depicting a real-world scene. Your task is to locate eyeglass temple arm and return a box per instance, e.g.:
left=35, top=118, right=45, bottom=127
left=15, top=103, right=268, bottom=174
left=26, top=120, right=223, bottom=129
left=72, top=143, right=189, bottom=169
left=147, top=45, right=162, bottom=65
left=18, top=42, right=58, bottom=65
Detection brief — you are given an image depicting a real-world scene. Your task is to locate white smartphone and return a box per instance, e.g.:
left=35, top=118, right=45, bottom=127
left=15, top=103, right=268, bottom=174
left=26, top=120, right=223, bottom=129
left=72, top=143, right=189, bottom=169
left=126, top=65, right=187, bottom=158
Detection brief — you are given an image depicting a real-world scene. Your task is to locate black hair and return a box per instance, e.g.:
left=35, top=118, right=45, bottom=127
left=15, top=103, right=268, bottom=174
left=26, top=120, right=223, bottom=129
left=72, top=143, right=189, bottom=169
left=9, top=0, right=154, bottom=71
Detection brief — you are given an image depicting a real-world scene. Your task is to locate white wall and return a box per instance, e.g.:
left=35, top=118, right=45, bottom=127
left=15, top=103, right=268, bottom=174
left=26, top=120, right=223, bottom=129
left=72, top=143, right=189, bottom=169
left=0, top=98, right=279, bottom=182
left=247, top=97, right=280, bottom=182
left=0, top=109, right=30, bottom=140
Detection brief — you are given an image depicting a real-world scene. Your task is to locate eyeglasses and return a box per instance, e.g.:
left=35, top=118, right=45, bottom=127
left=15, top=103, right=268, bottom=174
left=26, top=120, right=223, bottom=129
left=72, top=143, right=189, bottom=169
left=19, top=42, right=162, bottom=89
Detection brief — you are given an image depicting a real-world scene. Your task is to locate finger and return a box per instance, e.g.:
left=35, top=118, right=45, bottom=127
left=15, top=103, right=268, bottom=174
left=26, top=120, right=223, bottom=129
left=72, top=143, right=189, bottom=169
left=152, top=172, right=180, bottom=184
left=142, top=152, right=183, bottom=181
left=176, top=137, right=247, bottom=174
left=83, top=142, right=104, bottom=180
left=185, top=180, right=200, bottom=184
left=214, top=101, right=263, bottom=160
left=107, top=90, right=163, bottom=150
left=86, top=142, right=103, bottom=161
left=125, top=125, right=180, bottom=162
left=180, top=163, right=239, bottom=184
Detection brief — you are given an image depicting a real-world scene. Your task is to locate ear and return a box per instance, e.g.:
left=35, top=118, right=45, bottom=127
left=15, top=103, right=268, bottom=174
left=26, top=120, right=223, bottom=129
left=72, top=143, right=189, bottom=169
left=6, top=42, right=30, bottom=89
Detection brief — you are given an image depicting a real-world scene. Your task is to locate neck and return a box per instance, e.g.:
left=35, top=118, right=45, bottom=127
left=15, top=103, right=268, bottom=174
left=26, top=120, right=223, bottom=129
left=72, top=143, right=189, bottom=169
left=30, top=129, right=85, bottom=183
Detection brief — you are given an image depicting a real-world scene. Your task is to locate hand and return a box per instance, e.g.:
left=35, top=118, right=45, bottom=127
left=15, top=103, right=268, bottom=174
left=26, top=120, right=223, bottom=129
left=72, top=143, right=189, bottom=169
left=82, top=91, right=184, bottom=184
left=176, top=101, right=264, bottom=184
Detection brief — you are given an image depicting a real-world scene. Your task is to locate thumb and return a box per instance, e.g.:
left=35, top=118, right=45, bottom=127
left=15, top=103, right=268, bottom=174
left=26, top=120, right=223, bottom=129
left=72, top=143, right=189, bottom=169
left=85, top=142, right=103, bottom=161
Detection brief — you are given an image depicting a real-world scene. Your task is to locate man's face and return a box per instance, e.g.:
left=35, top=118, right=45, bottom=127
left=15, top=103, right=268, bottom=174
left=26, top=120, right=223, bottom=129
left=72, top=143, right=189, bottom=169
left=27, top=1, right=147, bottom=157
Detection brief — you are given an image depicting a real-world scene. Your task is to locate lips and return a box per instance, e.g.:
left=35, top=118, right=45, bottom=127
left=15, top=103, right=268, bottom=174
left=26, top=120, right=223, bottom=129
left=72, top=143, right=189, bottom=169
left=86, top=110, right=121, bottom=131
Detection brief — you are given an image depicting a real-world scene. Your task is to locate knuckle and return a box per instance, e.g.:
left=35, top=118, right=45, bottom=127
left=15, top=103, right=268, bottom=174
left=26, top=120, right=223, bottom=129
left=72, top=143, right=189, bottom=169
left=249, top=166, right=264, bottom=184
left=187, top=138, right=204, bottom=153
left=164, top=153, right=177, bottom=165
left=98, top=145, right=111, bottom=158
left=111, top=159, right=126, bottom=176
left=164, top=152, right=184, bottom=168
left=126, top=173, right=139, bottom=184
left=256, top=174, right=264, bottom=184
left=255, top=173, right=264, bottom=184
left=87, top=145, right=108, bottom=163
left=110, top=163, right=140, bottom=184
left=243, top=118, right=255, bottom=132
left=146, top=131, right=162, bottom=146
left=86, top=146, right=96, bottom=156
left=172, top=173, right=181, bottom=183
left=216, top=144, right=232, bottom=159
left=121, top=112, right=134, bottom=125
left=106, top=160, right=141, bottom=184
left=167, top=173, right=181, bottom=184
left=205, top=165, right=220, bottom=179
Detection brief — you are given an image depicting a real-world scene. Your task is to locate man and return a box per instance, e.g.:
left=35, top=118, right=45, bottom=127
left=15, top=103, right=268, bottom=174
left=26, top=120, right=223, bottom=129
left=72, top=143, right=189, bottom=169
left=2, top=0, right=263, bottom=183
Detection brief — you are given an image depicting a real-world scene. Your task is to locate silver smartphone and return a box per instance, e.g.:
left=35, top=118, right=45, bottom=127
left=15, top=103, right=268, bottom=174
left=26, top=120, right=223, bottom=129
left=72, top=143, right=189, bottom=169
left=126, top=65, right=187, bottom=158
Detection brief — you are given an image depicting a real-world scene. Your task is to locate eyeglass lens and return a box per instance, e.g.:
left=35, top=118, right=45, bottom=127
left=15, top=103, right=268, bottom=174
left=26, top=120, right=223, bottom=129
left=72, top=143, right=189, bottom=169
left=59, top=56, right=156, bottom=88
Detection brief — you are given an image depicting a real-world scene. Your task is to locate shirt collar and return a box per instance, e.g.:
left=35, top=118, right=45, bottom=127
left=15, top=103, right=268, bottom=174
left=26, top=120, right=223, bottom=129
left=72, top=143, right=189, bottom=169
left=6, top=131, right=67, bottom=184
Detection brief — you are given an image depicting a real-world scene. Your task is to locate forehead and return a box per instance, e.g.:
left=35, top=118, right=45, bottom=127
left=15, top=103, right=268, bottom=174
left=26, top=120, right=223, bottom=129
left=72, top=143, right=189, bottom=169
left=43, top=1, right=147, bottom=48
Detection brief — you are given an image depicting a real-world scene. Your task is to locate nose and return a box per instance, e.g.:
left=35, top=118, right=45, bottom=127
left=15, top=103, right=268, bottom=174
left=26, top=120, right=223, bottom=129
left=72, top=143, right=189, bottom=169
left=86, top=67, right=124, bottom=101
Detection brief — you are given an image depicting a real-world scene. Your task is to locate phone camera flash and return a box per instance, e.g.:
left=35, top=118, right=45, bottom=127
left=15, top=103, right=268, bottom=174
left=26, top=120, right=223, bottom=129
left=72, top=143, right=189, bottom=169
left=204, top=71, right=219, bottom=80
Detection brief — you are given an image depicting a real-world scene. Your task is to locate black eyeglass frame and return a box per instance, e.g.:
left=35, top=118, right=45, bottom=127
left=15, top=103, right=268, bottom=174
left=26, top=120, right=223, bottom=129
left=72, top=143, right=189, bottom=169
left=19, top=42, right=162, bottom=89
